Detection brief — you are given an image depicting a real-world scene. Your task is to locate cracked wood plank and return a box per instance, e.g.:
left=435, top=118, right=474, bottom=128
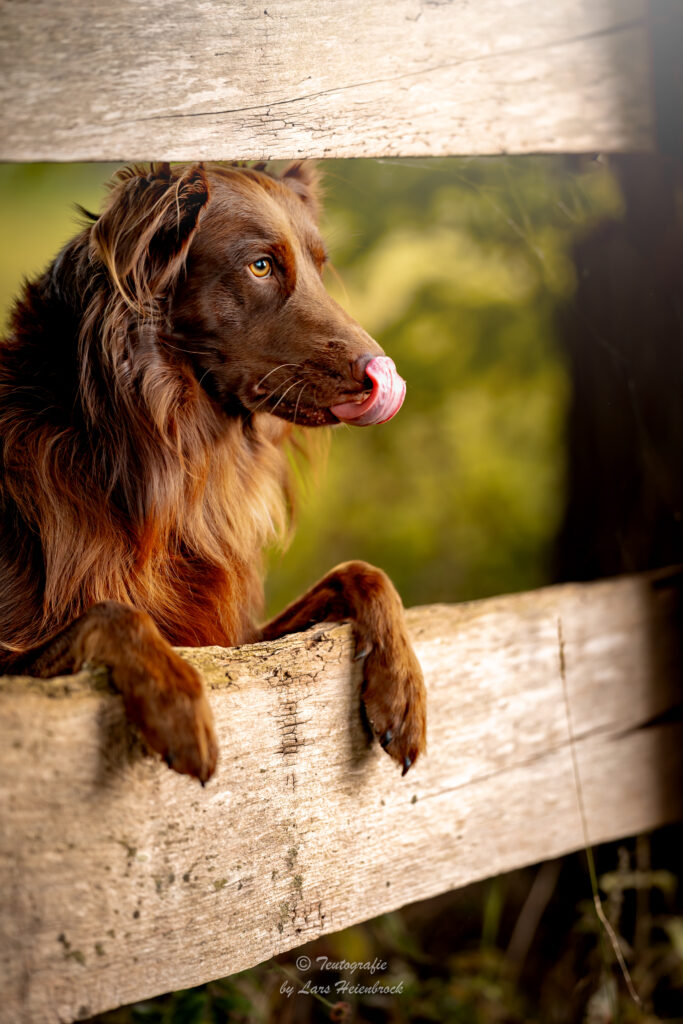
left=1, top=568, right=682, bottom=1022
left=0, top=0, right=653, bottom=161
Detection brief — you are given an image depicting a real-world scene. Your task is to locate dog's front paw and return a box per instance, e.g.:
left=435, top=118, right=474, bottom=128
left=117, top=647, right=218, bottom=784
left=360, top=637, right=426, bottom=774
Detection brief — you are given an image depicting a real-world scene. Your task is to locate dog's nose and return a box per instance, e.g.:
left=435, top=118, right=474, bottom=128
left=350, top=354, right=376, bottom=384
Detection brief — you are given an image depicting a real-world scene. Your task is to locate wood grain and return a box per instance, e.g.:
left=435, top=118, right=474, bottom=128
left=0, top=569, right=681, bottom=1022
left=0, top=0, right=654, bottom=161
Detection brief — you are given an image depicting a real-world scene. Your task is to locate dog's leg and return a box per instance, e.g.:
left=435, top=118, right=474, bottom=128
left=5, top=601, right=217, bottom=783
left=260, top=561, right=426, bottom=774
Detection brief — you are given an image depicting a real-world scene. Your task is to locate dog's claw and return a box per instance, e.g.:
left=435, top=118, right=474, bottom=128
left=360, top=635, right=426, bottom=776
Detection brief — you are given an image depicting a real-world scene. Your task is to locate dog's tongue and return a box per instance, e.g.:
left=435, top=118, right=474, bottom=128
left=330, top=356, right=406, bottom=426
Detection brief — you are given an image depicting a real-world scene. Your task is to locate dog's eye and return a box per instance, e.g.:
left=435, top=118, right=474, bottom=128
left=248, top=258, right=272, bottom=279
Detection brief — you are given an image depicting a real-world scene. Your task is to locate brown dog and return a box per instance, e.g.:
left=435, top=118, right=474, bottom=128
left=0, top=162, right=426, bottom=782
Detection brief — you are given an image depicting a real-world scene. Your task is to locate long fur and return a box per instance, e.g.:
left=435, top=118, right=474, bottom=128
left=0, top=163, right=291, bottom=652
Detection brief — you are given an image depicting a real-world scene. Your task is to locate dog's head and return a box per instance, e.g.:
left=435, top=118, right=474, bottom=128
left=90, top=162, right=406, bottom=428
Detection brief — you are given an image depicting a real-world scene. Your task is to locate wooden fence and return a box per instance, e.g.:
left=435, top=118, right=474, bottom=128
left=0, top=0, right=659, bottom=162
left=1, top=570, right=682, bottom=1021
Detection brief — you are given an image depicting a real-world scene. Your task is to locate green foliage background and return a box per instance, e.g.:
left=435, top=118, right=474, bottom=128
left=274, top=157, right=620, bottom=611
left=0, top=157, right=620, bottom=615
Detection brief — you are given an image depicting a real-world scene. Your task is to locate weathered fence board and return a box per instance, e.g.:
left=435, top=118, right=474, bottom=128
left=0, top=0, right=654, bottom=161
left=0, top=568, right=681, bottom=1023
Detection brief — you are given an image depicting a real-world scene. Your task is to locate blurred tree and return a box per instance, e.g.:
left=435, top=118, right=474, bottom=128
left=556, top=154, right=683, bottom=581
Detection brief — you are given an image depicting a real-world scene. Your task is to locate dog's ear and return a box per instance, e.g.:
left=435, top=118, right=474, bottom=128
left=91, top=163, right=210, bottom=314
left=281, top=161, right=321, bottom=220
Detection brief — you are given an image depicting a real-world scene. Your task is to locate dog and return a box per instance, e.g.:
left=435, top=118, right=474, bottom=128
left=0, top=161, right=426, bottom=783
